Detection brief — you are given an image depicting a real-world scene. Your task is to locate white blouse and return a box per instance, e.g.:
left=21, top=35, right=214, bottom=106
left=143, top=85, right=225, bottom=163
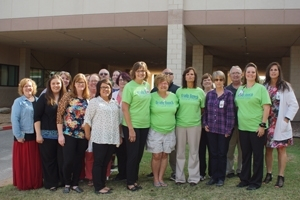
left=84, top=96, right=121, bottom=145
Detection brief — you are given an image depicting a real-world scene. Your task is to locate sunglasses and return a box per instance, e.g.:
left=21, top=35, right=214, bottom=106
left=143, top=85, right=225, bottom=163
left=99, top=73, right=108, bottom=76
left=214, top=79, right=224, bottom=82
left=164, top=72, right=174, bottom=75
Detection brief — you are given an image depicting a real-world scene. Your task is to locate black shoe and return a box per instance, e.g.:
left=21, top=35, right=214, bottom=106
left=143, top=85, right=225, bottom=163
left=216, top=180, right=224, bottom=186
left=246, top=185, right=260, bottom=190
left=63, top=187, right=70, bottom=193
left=134, top=184, right=142, bottom=190
left=263, top=173, right=273, bottom=184
left=146, top=172, right=154, bottom=178
left=72, top=186, right=83, bottom=193
left=95, top=190, right=112, bottom=194
left=170, top=173, right=176, bottom=181
left=190, top=182, right=197, bottom=186
left=206, top=178, right=217, bottom=185
left=226, top=173, right=235, bottom=178
left=175, top=182, right=185, bottom=185
left=236, top=182, right=249, bottom=188
left=275, top=175, right=284, bottom=188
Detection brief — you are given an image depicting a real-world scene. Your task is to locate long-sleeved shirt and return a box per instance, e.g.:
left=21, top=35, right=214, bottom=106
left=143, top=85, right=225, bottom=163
left=203, top=89, right=235, bottom=135
left=84, top=96, right=121, bottom=145
left=34, top=93, right=59, bottom=139
left=11, top=95, right=38, bottom=139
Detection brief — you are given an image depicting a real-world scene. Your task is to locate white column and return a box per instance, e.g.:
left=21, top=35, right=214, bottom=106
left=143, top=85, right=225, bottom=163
left=192, top=45, right=203, bottom=86
left=290, top=46, right=300, bottom=121
left=167, top=0, right=185, bottom=86
left=19, top=48, right=31, bottom=79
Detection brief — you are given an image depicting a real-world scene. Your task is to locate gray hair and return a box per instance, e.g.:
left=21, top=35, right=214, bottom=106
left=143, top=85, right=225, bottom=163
left=229, top=65, right=242, bottom=74
left=212, top=70, right=226, bottom=82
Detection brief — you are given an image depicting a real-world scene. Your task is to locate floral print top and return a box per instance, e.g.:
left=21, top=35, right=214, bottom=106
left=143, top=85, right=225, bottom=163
left=57, top=92, right=88, bottom=139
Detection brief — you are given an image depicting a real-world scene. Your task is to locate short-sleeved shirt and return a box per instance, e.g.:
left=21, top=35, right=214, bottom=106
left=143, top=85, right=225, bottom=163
left=235, top=83, right=271, bottom=132
left=122, top=80, right=151, bottom=128
left=176, top=87, right=206, bottom=127
left=150, top=92, right=179, bottom=134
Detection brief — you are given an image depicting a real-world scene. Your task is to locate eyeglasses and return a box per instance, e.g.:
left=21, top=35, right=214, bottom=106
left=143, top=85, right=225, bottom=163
left=164, top=72, right=174, bottom=75
left=100, top=86, right=110, bottom=90
left=214, top=79, right=224, bottom=82
left=99, top=73, right=108, bottom=76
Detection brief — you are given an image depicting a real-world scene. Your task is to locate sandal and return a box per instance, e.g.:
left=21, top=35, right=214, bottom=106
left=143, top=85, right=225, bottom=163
left=87, top=180, right=93, bottom=186
left=134, top=183, right=142, bottom=190
left=159, top=182, right=168, bottom=187
left=49, top=187, right=57, bottom=191
left=95, top=189, right=111, bottom=194
left=153, top=182, right=161, bottom=187
left=275, top=175, right=284, bottom=188
left=127, top=185, right=138, bottom=192
left=263, top=173, right=272, bottom=184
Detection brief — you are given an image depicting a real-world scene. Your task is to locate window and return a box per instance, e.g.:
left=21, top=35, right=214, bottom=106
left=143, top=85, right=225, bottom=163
left=0, top=64, right=19, bottom=86
left=30, top=68, right=59, bottom=88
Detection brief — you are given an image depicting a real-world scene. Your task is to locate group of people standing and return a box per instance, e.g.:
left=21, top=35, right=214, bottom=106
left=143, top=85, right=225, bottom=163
left=11, top=61, right=298, bottom=194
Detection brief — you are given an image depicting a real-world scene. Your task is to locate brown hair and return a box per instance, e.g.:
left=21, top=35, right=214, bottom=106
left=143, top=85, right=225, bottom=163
left=242, top=62, right=260, bottom=85
left=130, top=61, right=150, bottom=81
left=70, top=73, right=90, bottom=99
left=45, top=75, right=66, bottom=105
left=182, top=67, right=198, bottom=88
left=18, top=78, right=37, bottom=96
left=201, top=73, right=213, bottom=89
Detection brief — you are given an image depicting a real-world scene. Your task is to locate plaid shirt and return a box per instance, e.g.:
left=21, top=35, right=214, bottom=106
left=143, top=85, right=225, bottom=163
left=203, top=89, right=235, bottom=135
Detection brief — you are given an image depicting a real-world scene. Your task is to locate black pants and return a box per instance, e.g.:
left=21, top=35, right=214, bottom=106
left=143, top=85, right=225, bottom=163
left=62, top=135, right=88, bottom=186
left=199, top=128, right=211, bottom=177
left=115, top=138, right=127, bottom=179
left=207, top=132, right=230, bottom=181
left=239, top=130, right=266, bottom=187
left=122, top=126, right=149, bottom=185
left=92, top=143, right=115, bottom=191
left=39, top=138, right=62, bottom=189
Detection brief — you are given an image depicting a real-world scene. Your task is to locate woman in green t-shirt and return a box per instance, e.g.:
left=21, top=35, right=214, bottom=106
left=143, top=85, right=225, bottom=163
left=235, top=63, right=271, bottom=190
left=122, top=61, right=151, bottom=191
left=147, top=74, right=179, bottom=187
left=175, top=67, right=206, bottom=186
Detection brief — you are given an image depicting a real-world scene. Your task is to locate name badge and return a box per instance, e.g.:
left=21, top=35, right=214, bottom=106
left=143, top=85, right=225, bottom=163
left=275, top=92, right=280, bottom=100
left=219, top=100, right=224, bottom=108
left=238, top=90, right=243, bottom=96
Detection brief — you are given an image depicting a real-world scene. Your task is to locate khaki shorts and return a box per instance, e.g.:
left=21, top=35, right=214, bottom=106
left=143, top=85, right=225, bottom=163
left=146, top=128, right=176, bottom=153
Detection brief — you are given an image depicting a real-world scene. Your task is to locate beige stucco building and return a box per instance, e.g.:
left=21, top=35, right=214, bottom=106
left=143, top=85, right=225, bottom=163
left=0, top=0, right=299, bottom=119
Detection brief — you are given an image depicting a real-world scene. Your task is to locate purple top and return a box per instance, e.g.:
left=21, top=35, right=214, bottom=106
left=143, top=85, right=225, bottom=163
left=203, top=89, right=235, bottom=135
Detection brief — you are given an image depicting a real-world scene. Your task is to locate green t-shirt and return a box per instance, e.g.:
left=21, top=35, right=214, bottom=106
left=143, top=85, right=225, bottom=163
left=122, top=80, right=151, bottom=128
left=235, top=83, right=271, bottom=132
left=150, top=92, right=179, bottom=134
left=176, top=87, right=206, bottom=127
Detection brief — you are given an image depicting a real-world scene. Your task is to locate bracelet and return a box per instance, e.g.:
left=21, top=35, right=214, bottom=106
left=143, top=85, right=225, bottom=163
left=259, top=123, right=266, bottom=128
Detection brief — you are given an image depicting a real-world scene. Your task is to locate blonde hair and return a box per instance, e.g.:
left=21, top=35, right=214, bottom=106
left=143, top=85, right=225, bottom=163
left=130, top=61, right=150, bottom=81
left=154, top=74, right=170, bottom=88
left=70, top=73, right=90, bottom=99
left=18, top=78, right=37, bottom=96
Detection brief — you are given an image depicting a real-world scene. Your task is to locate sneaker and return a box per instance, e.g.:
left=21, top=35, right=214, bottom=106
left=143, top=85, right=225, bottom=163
left=146, top=172, right=154, bottom=178
left=170, top=173, right=176, bottom=181
left=200, top=176, right=206, bottom=181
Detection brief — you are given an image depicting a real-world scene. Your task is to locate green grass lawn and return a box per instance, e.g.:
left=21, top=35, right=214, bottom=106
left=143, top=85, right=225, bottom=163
left=1, top=138, right=300, bottom=200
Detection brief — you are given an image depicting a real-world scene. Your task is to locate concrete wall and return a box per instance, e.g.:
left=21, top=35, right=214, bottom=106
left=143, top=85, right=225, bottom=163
left=1, top=0, right=300, bottom=20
